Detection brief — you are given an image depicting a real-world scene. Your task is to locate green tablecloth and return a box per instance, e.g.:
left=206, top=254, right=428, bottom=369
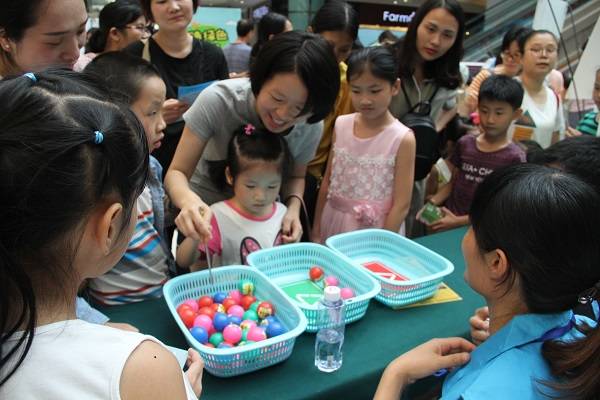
left=99, top=227, right=484, bottom=400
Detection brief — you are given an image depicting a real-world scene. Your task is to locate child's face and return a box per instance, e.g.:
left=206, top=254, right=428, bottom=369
left=319, top=30, right=354, bottom=64
left=255, top=72, right=308, bottom=133
left=416, top=8, right=459, bottom=62
left=478, top=99, right=520, bottom=139
left=228, top=160, right=282, bottom=217
left=131, top=76, right=167, bottom=152
left=593, top=70, right=600, bottom=110
left=350, top=68, right=399, bottom=121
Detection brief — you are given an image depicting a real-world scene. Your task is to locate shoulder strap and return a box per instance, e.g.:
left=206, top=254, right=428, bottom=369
left=428, top=85, right=440, bottom=103
left=400, top=80, right=414, bottom=110
left=142, top=39, right=151, bottom=62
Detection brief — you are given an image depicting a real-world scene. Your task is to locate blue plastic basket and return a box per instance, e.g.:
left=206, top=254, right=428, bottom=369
left=163, top=266, right=307, bottom=377
left=247, top=243, right=381, bottom=332
left=326, top=229, right=454, bottom=308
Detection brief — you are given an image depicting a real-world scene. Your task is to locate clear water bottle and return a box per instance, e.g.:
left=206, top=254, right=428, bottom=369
left=314, top=286, right=345, bottom=372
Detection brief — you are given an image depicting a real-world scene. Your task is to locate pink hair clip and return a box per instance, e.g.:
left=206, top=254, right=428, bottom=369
left=244, top=124, right=255, bottom=136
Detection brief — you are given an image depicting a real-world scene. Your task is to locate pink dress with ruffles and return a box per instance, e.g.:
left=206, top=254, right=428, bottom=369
left=320, top=113, right=410, bottom=241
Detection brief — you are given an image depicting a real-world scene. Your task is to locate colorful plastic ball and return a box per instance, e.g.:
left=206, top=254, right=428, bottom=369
left=213, top=312, right=230, bottom=332
left=246, top=326, right=267, bottom=342
left=340, top=287, right=355, bottom=300
left=256, top=301, right=275, bottom=319
left=249, top=301, right=260, bottom=312
left=222, top=297, right=238, bottom=311
left=223, top=324, right=243, bottom=344
left=198, top=306, right=216, bottom=319
left=209, top=332, right=224, bottom=347
left=198, top=295, right=214, bottom=308
left=237, top=341, right=248, bottom=347
left=212, top=303, right=226, bottom=314
left=213, top=291, right=228, bottom=304
left=240, top=319, right=257, bottom=331
left=227, top=304, right=245, bottom=319
left=239, top=279, right=255, bottom=295
left=266, top=321, right=287, bottom=338
left=228, top=289, right=243, bottom=304
left=182, top=299, right=199, bottom=312
left=240, top=295, right=257, bottom=310
left=178, top=307, right=197, bottom=328
left=309, top=266, right=324, bottom=282
left=228, top=315, right=242, bottom=326
left=193, top=314, right=213, bottom=330
left=260, top=316, right=278, bottom=327
left=243, top=309, right=259, bottom=322
left=218, top=342, right=234, bottom=349
left=203, top=343, right=215, bottom=348
left=324, top=276, right=339, bottom=288
left=176, top=303, right=193, bottom=315
left=190, top=326, right=209, bottom=344
left=241, top=329, right=248, bottom=342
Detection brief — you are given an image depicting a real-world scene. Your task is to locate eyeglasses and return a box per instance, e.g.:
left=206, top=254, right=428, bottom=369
left=526, top=47, right=557, bottom=56
left=501, top=50, right=522, bottom=61
left=124, top=24, right=152, bottom=39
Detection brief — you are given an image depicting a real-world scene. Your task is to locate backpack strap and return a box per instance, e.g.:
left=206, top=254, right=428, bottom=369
left=401, top=80, right=414, bottom=112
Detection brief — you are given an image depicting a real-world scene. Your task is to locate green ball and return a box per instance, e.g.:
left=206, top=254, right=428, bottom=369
left=243, top=309, right=259, bottom=322
left=209, top=332, right=224, bottom=347
left=241, top=329, right=248, bottom=342
left=239, top=279, right=255, bottom=295
left=249, top=301, right=260, bottom=312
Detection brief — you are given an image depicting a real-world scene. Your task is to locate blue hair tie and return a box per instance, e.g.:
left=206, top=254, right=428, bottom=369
left=94, top=130, right=104, bottom=144
left=23, top=72, right=37, bottom=82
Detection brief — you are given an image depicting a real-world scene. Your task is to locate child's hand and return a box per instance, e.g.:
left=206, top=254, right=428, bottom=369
left=185, top=348, right=205, bottom=397
left=162, top=99, right=190, bottom=124
left=566, top=126, right=583, bottom=137
left=386, top=338, right=475, bottom=384
left=281, top=211, right=302, bottom=243
left=469, top=306, right=490, bottom=345
left=429, top=207, right=464, bottom=232
left=175, top=199, right=212, bottom=243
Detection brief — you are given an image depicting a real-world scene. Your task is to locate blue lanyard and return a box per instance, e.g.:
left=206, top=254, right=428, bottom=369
left=433, top=314, right=576, bottom=378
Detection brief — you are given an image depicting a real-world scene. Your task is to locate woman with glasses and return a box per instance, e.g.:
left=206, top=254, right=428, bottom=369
left=465, top=26, right=529, bottom=114
left=510, top=29, right=565, bottom=149
left=75, top=0, right=149, bottom=71
left=125, top=0, right=228, bottom=172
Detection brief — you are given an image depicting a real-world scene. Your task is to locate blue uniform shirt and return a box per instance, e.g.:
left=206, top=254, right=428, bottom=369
left=442, top=310, right=595, bottom=399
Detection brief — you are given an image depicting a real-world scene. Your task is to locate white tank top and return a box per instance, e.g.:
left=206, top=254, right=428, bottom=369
left=0, top=319, right=197, bottom=399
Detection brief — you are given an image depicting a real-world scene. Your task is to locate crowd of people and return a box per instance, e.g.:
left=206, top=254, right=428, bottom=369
left=1, top=0, right=599, bottom=399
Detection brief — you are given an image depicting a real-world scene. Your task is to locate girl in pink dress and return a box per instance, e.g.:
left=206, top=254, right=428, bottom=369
left=312, top=47, right=416, bottom=243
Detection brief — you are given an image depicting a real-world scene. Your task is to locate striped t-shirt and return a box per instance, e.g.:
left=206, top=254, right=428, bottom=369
left=88, top=159, right=171, bottom=305
left=576, top=110, right=599, bottom=136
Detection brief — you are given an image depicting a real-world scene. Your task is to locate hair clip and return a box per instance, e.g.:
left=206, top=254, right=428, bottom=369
left=577, top=281, right=600, bottom=305
left=23, top=72, right=37, bottom=82
left=94, top=130, right=104, bottom=144
left=244, top=124, right=255, bottom=136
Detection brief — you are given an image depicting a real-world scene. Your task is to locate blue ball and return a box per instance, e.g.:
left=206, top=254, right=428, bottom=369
left=190, top=326, right=209, bottom=344
left=228, top=315, right=242, bottom=326
left=266, top=321, right=287, bottom=338
left=213, top=312, right=230, bottom=332
left=213, top=291, right=228, bottom=304
left=218, top=342, right=234, bottom=348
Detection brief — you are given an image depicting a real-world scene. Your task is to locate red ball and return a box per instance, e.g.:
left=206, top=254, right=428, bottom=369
left=240, top=295, right=257, bottom=310
left=256, top=301, right=275, bottom=319
left=309, top=266, right=324, bottom=281
left=176, top=303, right=194, bottom=315
left=222, top=297, right=238, bottom=311
left=198, top=295, right=214, bottom=308
left=178, top=307, right=197, bottom=328
left=198, top=306, right=216, bottom=319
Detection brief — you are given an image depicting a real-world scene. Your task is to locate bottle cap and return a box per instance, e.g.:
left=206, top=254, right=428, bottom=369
left=323, top=286, right=341, bottom=302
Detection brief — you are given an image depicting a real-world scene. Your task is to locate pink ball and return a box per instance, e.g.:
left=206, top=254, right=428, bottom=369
left=193, top=314, right=214, bottom=331
left=240, top=319, right=257, bottom=331
left=340, top=287, right=355, bottom=300
left=247, top=326, right=267, bottom=342
left=222, top=324, right=243, bottom=344
left=324, top=276, right=339, bottom=287
left=227, top=305, right=245, bottom=319
left=228, top=289, right=243, bottom=304
left=182, top=299, right=199, bottom=312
